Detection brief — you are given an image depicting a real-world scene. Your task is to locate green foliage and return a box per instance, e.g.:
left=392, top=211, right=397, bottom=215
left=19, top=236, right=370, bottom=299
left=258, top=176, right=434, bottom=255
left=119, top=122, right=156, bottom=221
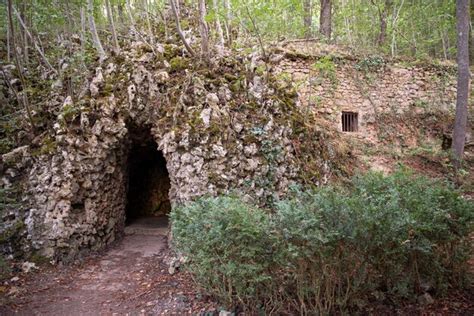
left=31, top=136, right=57, bottom=156
left=169, top=56, right=189, bottom=72
left=333, top=0, right=456, bottom=59
left=59, top=104, right=81, bottom=125
left=170, top=196, right=277, bottom=310
left=0, top=220, right=25, bottom=244
left=171, top=170, right=473, bottom=314
left=313, top=56, right=336, bottom=78
left=355, top=56, right=386, bottom=72
left=312, top=56, right=338, bottom=87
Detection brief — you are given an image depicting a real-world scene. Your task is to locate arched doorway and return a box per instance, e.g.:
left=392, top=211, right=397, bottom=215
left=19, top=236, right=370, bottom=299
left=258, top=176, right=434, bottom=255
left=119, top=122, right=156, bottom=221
left=125, top=125, right=171, bottom=232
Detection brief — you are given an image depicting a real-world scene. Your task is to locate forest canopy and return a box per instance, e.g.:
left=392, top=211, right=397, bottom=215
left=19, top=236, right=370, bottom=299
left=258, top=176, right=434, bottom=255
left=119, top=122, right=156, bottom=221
left=0, top=0, right=467, bottom=62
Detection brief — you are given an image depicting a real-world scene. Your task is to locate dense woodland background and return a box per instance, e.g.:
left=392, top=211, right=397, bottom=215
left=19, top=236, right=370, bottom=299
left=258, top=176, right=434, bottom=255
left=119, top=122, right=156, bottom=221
left=2, top=0, right=472, bottom=61
left=1, top=0, right=473, bottom=155
left=2, top=0, right=473, bottom=63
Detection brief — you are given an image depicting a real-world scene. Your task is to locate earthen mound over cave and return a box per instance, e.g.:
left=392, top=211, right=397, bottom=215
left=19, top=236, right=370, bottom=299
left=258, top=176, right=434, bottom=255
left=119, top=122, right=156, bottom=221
left=4, top=41, right=352, bottom=261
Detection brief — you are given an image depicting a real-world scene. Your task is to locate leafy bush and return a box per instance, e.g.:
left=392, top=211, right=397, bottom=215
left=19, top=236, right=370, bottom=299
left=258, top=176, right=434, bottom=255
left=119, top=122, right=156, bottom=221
left=171, top=170, right=473, bottom=314
left=170, top=196, right=279, bottom=311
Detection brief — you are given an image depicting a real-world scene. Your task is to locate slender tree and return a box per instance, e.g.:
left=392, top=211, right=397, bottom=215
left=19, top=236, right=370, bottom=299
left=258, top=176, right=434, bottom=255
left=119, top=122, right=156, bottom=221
left=320, top=0, right=332, bottom=39
left=452, top=0, right=471, bottom=168
left=80, top=6, right=86, bottom=51
left=13, top=5, right=57, bottom=74
left=371, top=0, right=393, bottom=46
left=470, top=0, right=474, bottom=64
left=304, top=0, right=312, bottom=38
left=117, top=2, right=125, bottom=24
left=6, top=0, right=36, bottom=133
left=213, top=0, right=225, bottom=52
left=19, top=1, right=28, bottom=65
left=6, top=3, right=11, bottom=63
left=87, top=0, right=106, bottom=61
left=144, top=0, right=155, bottom=46
left=105, top=0, right=120, bottom=53
left=198, top=0, right=210, bottom=60
left=390, top=0, right=405, bottom=57
left=169, top=0, right=195, bottom=56
left=223, top=0, right=232, bottom=46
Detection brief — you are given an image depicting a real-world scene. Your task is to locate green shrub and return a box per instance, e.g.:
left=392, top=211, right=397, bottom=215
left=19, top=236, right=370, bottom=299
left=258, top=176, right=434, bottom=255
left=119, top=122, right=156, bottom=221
left=275, top=169, right=473, bottom=312
left=313, top=56, right=338, bottom=86
left=171, top=170, right=473, bottom=314
left=273, top=186, right=372, bottom=313
left=170, top=196, right=279, bottom=312
left=350, top=171, right=473, bottom=295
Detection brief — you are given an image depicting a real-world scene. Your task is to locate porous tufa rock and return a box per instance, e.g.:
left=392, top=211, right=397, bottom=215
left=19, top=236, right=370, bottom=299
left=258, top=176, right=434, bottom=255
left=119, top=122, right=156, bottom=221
left=90, top=67, right=104, bottom=97
left=205, top=93, right=220, bottom=107
left=155, top=71, right=169, bottom=84
left=200, top=108, right=212, bottom=127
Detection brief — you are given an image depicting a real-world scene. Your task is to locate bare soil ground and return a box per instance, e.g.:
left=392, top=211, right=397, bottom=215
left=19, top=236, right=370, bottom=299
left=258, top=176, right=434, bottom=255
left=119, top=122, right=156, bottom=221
left=1, top=220, right=217, bottom=315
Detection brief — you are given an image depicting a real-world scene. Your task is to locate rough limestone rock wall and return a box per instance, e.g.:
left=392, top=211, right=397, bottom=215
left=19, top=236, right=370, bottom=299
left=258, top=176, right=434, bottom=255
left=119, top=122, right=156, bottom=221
left=271, top=42, right=457, bottom=147
left=14, top=42, right=349, bottom=261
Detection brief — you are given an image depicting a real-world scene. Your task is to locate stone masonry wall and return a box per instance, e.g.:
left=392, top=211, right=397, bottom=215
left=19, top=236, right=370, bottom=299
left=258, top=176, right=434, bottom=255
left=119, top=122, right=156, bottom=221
left=272, top=42, right=457, bottom=147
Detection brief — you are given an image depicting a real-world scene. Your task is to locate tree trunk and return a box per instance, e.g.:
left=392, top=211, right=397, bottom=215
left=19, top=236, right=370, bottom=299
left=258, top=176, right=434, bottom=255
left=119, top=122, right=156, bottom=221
left=376, top=1, right=392, bottom=46
left=80, top=6, right=86, bottom=51
left=105, top=0, right=120, bottom=53
left=198, top=0, right=209, bottom=60
left=87, top=0, right=106, bottom=61
left=223, top=0, right=232, bottom=46
left=341, top=0, right=353, bottom=46
left=144, top=0, right=155, bottom=46
left=125, top=0, right=139, bottom=41
left=6, top=0, right=36, bottom=133
left=304, top=0, right=312, bottom=39
left=320, top=0, right=332, bottom=40
left=20, top=1, right=29, bottom=65
left=452, top=0, right=471, bottom=168
left=169, top=0, right=195, bottom=56
left=117, top=2, right=125, bottom=24
left=7, top=7, right=11, bottom=63
left=13, top=5, right=57, bottom=74
left=390, top=0, right=404, bottom=57
left=213, top=0, right=225, bottom=51
left=470, top=0, right=474, bottom=64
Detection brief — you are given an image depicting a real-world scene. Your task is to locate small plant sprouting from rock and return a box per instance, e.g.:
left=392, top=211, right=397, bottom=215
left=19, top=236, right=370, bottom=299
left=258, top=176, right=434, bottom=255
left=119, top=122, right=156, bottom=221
left=312, top=56, right=338, bottom=86
left=355, top=55, right=386, bottom=72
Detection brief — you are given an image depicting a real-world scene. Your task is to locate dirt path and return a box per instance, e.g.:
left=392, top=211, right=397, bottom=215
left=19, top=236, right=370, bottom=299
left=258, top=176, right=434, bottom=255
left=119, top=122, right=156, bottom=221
left=3, top=220, right=216, bottom=315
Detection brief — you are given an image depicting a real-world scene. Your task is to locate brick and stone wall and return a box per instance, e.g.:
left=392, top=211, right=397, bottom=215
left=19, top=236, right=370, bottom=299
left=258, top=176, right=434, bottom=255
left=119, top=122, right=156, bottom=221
left=272, top=42, right=457, bottom=146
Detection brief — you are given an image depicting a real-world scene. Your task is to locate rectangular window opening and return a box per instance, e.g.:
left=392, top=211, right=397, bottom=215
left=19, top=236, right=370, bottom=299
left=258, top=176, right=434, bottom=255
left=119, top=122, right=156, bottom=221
left=341, top=112, right=358, bottom=132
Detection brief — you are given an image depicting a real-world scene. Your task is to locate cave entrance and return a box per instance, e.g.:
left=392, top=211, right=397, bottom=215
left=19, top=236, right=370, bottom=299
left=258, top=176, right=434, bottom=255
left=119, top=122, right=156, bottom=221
left=125, top=126, right=171, bottom=229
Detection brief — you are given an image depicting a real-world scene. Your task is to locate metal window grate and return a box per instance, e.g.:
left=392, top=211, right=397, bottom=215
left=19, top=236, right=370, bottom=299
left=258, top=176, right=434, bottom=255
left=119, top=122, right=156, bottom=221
left=341, top=112, right=358, bottom=132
